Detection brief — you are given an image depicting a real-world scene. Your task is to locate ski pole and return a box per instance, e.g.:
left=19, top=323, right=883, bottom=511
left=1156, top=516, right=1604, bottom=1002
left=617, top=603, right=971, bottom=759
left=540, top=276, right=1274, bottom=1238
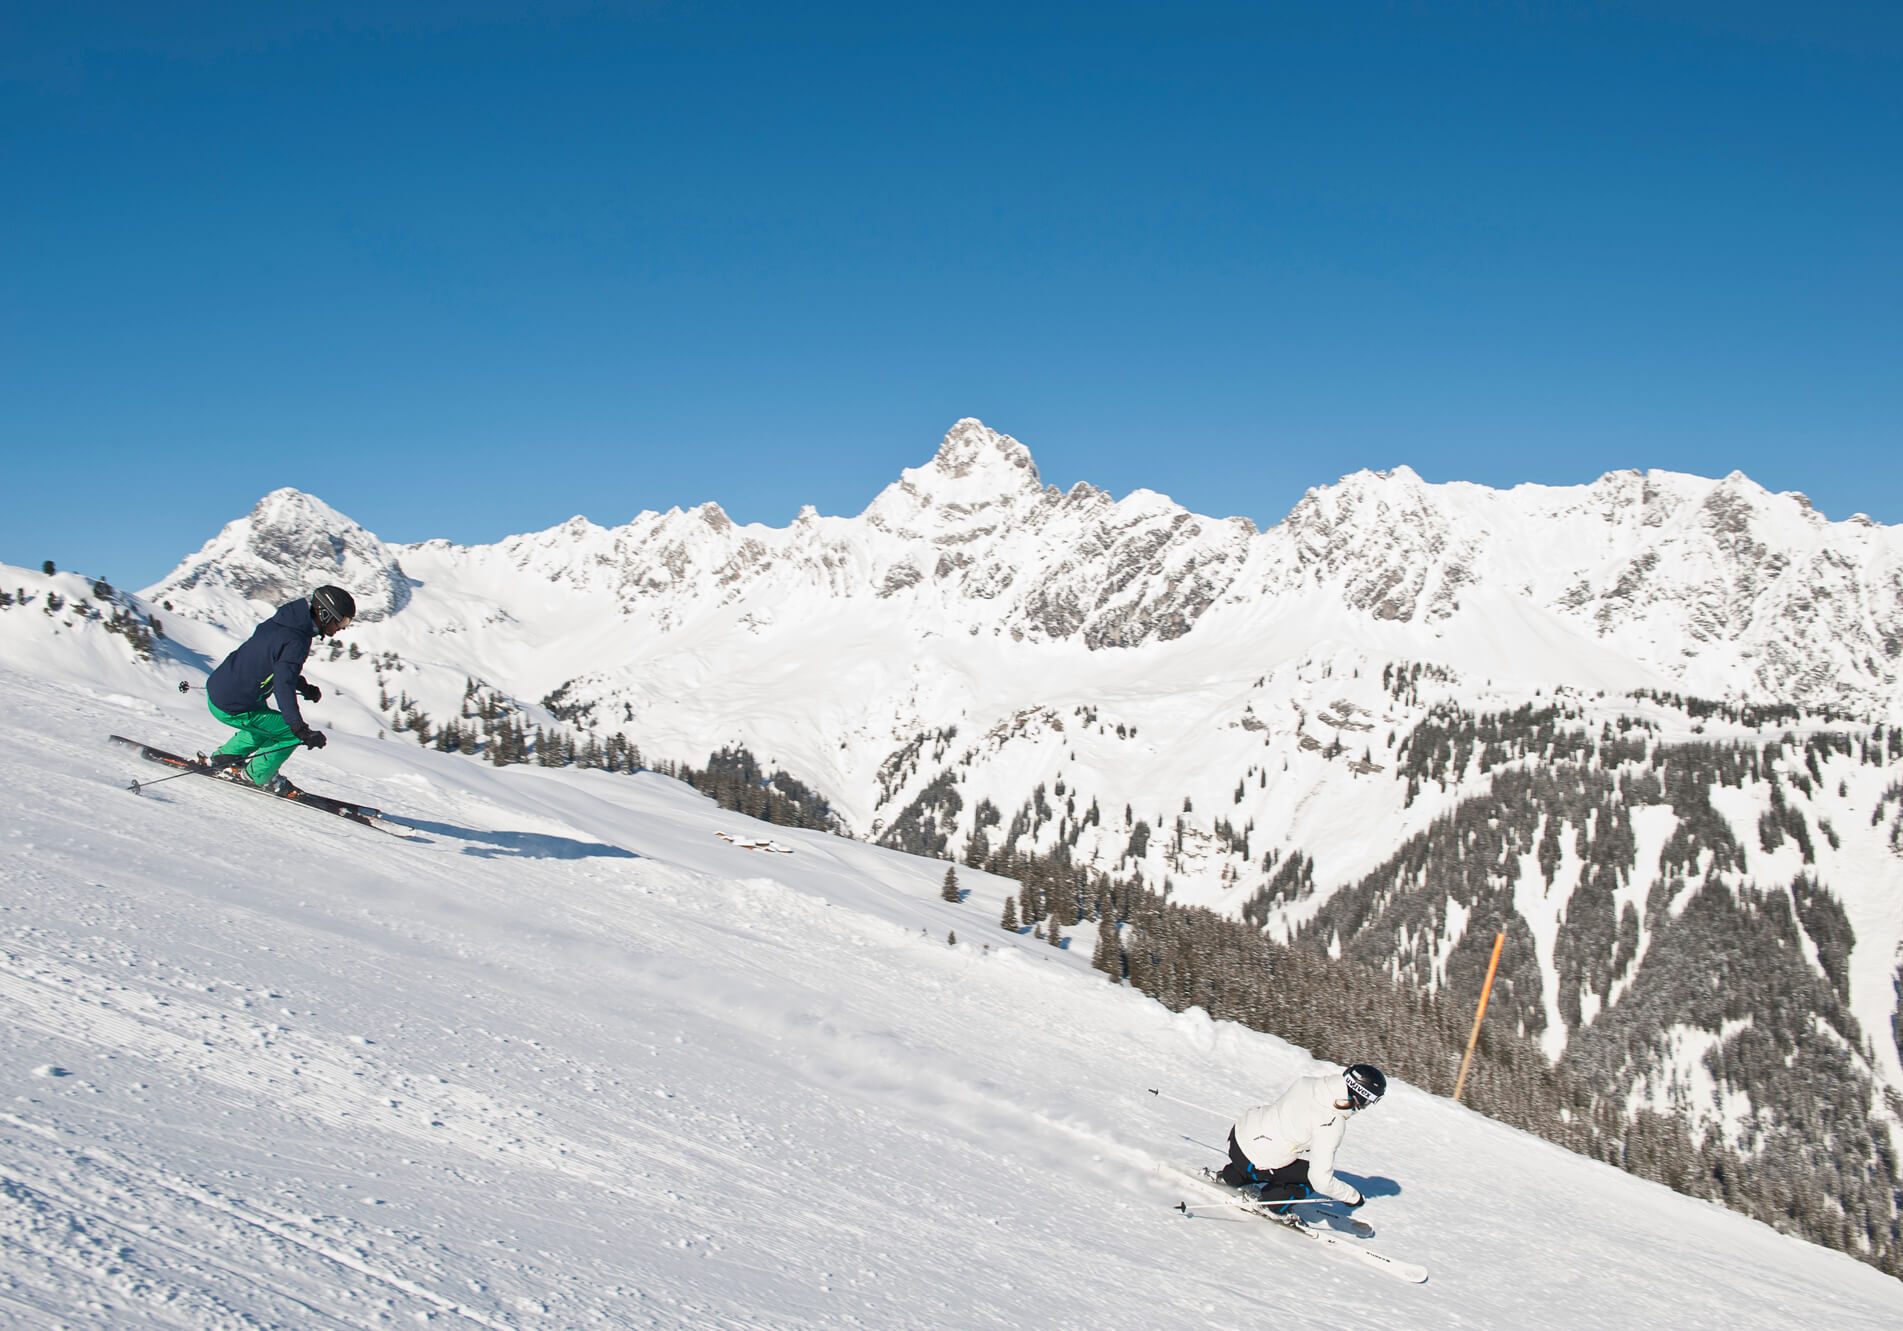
left=127, top=768, right=204, bottom=794
left=1146, top=1087, right=1230, bottom=1120
left=1175, top=1196, right=1341, bottom=1215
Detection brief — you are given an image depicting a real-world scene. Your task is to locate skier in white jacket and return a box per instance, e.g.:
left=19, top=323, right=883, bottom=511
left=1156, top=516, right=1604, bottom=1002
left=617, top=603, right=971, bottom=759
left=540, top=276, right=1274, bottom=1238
left=1217, top=1064, right=1387, bottom=1211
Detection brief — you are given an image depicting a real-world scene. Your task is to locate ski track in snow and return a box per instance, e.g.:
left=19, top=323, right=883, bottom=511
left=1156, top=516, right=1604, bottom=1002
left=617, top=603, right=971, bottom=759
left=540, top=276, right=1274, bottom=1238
left=2, top=665, right=1901, bottom=1328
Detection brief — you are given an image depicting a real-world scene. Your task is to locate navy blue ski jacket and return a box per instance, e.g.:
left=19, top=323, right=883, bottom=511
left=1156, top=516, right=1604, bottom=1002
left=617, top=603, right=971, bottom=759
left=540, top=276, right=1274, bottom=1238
left=207, top=599, right=316, bottom=730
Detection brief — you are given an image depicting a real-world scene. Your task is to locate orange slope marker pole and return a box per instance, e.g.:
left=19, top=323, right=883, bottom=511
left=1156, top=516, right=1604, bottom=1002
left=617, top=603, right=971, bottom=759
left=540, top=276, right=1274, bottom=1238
left=1452, top=930, right=1506, bottom=1104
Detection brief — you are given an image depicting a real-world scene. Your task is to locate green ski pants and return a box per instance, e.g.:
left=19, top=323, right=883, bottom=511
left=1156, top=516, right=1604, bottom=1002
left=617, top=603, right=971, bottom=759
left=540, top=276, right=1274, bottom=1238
left=208, top=699, right=301, bottom=786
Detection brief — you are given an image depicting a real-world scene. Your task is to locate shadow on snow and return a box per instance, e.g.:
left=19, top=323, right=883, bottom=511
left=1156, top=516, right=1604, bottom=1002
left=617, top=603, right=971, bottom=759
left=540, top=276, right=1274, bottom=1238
left=394, top=816, right=639, bottom=861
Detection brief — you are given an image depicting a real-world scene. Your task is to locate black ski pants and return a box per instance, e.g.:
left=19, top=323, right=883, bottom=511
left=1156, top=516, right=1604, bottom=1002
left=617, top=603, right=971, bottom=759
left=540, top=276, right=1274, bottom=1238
left=1218, top=1128, right=1312, bottom=1201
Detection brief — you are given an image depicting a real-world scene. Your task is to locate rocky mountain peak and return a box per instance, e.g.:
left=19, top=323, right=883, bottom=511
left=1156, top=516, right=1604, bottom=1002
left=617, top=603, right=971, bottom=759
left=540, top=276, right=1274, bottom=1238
left=929, top=419, right=1041, bottom=488
left=146, top=488, right=410, bottom=627
left=862, top=419, right=1045, bottom=539
left=1282, top=465, right=1450, bottom=558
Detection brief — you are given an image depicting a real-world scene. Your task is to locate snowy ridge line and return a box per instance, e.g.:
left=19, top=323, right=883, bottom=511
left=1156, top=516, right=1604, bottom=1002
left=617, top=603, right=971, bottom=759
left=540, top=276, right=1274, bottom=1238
left=162, top=434, right=1903, bottom=719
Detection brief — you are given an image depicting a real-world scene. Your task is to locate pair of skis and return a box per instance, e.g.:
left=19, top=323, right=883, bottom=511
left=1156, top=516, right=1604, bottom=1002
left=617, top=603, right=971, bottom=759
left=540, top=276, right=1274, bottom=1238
left=1164, top=1164, right=1429, bottom=1284
left=112, top=735, right=410, bottom=837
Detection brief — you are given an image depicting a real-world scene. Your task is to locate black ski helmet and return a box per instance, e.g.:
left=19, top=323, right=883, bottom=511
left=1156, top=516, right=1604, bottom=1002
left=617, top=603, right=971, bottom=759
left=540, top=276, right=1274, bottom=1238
left=312, top=585, right=356, bottom=631
left=1344, top=1063, right=1387, bottom=1110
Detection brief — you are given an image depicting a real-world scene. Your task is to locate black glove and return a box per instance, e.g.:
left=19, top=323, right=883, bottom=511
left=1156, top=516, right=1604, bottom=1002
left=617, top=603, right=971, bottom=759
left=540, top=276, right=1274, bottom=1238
left=296, top=677, right=322, bottom=703
left=294, top=725, right=327, bottom=750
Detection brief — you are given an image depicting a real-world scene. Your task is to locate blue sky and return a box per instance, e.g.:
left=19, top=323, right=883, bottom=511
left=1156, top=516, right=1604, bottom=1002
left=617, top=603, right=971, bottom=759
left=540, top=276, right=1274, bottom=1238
left=4, top=2, right=1899, bottom=588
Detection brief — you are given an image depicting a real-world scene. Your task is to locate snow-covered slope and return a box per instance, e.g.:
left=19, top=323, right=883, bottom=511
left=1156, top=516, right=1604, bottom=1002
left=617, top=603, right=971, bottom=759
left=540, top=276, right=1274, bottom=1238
left=4, top=663, right=1902, bottom=1328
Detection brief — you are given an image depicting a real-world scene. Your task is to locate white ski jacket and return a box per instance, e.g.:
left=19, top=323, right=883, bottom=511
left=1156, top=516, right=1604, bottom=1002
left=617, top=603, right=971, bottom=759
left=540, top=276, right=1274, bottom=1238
left=1232, top=1073, right=1363, bottom=1205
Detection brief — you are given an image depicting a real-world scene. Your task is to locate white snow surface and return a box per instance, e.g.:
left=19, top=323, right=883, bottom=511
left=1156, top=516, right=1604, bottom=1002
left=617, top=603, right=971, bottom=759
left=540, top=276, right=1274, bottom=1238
left=4, top=665, right=1902, bottom=1327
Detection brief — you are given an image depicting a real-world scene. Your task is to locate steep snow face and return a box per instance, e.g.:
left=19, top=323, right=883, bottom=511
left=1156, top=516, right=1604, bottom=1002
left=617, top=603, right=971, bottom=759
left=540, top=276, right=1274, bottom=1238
left=147, top=489, right=412, bottom=630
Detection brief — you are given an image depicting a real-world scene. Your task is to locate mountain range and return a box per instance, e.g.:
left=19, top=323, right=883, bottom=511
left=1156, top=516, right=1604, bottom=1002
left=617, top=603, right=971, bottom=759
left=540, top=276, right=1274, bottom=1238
left=151, top=418, right=1903, bottom=709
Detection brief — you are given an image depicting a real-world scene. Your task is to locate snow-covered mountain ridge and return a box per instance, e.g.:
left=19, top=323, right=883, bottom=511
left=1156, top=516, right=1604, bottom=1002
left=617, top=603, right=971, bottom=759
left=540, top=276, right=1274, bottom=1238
left=149, top=419, right=1903, bottom=710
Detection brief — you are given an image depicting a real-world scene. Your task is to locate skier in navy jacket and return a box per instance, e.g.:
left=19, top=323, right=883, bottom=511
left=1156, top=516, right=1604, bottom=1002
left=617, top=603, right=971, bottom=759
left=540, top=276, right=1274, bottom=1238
left=204, top=586, right=354, bottom=793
